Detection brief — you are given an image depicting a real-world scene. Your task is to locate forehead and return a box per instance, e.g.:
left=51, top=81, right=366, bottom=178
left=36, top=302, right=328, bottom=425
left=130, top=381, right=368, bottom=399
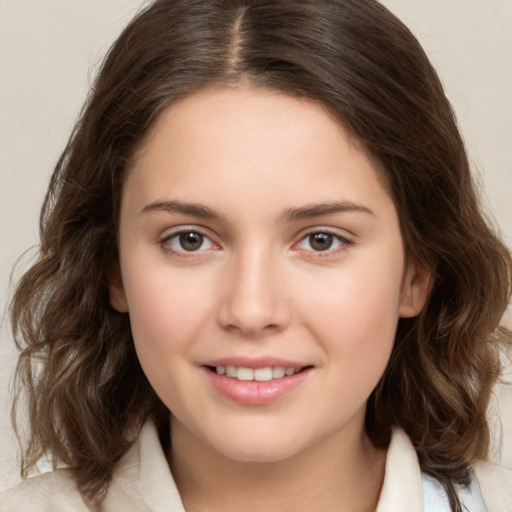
left=123, top=85, right=394, bottom=219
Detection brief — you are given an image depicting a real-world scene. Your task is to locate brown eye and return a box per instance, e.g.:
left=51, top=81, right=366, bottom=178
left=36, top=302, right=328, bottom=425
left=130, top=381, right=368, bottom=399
left=163, top=229, right=216, bottom=254
left=179, top=232, right=204, bottom=251
left=296, top=231, right=350, bottom=254
left=308, top=232, right=334, bottom=251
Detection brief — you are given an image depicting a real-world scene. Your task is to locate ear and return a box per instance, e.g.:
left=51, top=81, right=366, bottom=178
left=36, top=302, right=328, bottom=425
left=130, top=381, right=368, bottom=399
left=399, top=259, right=433, bottom=318
left=107, top=260, right=129, bottom=313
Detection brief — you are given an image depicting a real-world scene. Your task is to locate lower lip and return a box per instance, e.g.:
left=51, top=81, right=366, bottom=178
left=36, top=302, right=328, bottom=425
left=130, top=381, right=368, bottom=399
left=203, top=367, right=312, bottom=405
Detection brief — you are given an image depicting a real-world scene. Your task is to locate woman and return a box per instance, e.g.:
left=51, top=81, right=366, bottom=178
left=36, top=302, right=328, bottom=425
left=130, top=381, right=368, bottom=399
left=2, top=1, right=511, bottom=510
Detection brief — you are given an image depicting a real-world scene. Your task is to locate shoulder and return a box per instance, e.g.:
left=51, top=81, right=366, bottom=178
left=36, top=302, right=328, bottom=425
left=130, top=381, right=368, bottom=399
left=422, top=461, right=512, bottom=512
left=473, top=459, right=512, bottom=512
left=0, top=469, right=91, bottom=512
left=384, top=429, right=511, bottom=512
left=422, top=471, right=488, bottom=512
left=0, top=420, right=183, bottom=512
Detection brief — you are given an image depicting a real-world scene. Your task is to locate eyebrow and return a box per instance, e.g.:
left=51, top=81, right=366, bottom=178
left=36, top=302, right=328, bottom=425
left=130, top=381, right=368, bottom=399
left=140, top=199, right=375, bottom=222
left=140, top=200, right=222, bottom=220
left=281, top=201, right=375, bottom=222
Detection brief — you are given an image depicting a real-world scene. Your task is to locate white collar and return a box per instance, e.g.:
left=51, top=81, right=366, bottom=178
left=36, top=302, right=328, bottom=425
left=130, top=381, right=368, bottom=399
left=375, top=428, right=424, bottom=511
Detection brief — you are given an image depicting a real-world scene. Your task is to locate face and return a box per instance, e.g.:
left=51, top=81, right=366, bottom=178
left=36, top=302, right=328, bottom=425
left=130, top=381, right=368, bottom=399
left=111, top=86, right=430, bottom=463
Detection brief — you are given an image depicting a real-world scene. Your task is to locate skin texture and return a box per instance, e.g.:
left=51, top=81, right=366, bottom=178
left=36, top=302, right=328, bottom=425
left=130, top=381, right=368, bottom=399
left=110, top=86, right=431, bottom=512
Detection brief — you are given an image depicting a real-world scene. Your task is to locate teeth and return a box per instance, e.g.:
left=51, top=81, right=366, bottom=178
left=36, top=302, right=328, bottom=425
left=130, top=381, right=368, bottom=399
left=272, top=367, right=286, bottom=379
left=237, top=367, right=254, bottom=381
left=254, top=367, right=273, bottom=381
left=215, top=365, right=300, bottom=381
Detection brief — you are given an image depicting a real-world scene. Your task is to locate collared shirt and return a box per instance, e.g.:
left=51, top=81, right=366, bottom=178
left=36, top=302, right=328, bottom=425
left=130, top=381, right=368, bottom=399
left=1, top=420, right=511, bottom=511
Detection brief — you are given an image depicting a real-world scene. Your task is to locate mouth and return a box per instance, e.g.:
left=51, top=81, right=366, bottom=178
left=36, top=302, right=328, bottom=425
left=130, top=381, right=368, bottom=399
left=205, top=365, right=313, bottom=382
left=202, top=359, right=314, bottom=405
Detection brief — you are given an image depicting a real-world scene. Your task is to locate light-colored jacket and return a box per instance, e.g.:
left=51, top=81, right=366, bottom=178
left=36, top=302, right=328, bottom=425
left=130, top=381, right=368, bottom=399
left=1, top=421, right=511, bottom=511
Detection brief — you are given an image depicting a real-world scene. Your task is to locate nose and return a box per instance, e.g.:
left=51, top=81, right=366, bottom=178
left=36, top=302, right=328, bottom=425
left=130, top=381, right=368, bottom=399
left=217, top=246, right=290, bottom=337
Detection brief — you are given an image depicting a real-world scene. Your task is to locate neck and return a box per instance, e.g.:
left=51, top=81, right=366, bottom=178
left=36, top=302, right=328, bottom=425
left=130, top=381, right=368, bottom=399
left=168, top=414, right=386, bottom=512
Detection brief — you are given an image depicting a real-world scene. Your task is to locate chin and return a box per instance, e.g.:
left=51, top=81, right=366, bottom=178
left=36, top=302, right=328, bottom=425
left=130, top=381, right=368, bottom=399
left=203, top=426, right=314, bottom=464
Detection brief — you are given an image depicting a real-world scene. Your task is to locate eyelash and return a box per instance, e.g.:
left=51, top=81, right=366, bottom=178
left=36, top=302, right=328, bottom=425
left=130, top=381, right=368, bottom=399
left=159, top=228, right=353, bottom=258
left=160, top=228, right=219, bottom=257
left=294, top=229, right=353, bottom=257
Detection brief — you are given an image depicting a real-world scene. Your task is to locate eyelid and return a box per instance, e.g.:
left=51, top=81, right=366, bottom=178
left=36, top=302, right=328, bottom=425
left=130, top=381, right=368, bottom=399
left=292, top=227, right=354, bottom=255
left=160, top=225, right=220, bottom=254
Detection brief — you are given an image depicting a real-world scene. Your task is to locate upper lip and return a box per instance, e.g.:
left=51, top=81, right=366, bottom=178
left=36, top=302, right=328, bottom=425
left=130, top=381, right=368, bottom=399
left=201, top=356, right=310, bottom=369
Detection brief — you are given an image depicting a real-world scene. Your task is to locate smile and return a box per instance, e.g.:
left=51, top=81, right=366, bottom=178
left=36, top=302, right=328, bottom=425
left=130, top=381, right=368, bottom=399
left=212, top=366, right=302, bottom=381
left=203, top=362, right=313, bottom=405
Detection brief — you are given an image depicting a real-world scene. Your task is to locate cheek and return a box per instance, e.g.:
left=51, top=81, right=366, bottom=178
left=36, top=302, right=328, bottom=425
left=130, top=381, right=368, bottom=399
left=123, top=268, right=215, bottom=378
left=302, top=252, right=403, bottom=373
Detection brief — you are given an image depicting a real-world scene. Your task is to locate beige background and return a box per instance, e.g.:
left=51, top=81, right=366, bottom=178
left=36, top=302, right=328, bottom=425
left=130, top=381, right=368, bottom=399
left=1, top=0, right=511, bottom=491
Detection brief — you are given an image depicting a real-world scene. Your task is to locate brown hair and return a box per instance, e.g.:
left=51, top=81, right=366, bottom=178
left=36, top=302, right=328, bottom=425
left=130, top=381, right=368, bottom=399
left=11, top=1, right=512, bottom=510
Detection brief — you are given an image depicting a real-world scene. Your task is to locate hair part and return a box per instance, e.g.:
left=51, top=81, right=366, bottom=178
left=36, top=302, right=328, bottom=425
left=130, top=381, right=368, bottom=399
left=11, top=1, right=512, bottom=510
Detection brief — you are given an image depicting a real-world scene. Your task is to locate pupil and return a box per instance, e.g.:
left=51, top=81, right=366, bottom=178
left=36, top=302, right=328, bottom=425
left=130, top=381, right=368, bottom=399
left=310, top=233, right=333, bottom=251
left=180, top=232, right=203, bottom=251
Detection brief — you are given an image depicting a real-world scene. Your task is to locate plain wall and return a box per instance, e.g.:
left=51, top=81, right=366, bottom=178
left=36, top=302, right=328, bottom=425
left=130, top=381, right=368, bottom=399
left=1, top=0, right=511, bottom=491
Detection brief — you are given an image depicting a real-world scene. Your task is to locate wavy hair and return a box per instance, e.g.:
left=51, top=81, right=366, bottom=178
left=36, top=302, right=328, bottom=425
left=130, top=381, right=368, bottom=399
left=11, top=1, right=512, bottom=510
